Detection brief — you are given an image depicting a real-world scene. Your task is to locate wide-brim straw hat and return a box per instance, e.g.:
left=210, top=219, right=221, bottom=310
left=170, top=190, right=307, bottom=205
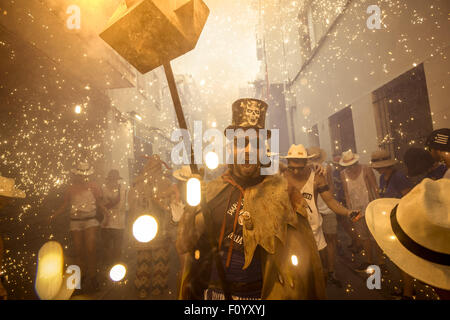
left=282, top=144, right=316, bottom=159
left=365, top=178, right=450, bottom=290
left=339, top=150, right=359, bottom=167
left=0, top=175, right=26, bottom=198
left=370, top=149, right=398, bottom=169
left=173, top=165, right=192, bottom=182
left=71, top=162, right=94, bottom=176
left=307, top=147, right=327, bottom=164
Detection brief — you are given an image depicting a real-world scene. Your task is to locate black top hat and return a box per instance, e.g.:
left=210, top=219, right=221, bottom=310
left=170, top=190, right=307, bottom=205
left=225, top=98, right=270, bottom=138
left=426, top=128, right=450, bottom=152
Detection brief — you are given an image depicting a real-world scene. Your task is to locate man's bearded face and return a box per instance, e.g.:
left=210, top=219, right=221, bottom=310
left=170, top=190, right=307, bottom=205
left=287, top=159, right=308, bottom=177
left=232, top=136, right=260, bottom=179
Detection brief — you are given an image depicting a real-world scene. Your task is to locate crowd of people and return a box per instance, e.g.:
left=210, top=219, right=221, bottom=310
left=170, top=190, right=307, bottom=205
left=0, top=98, right=448, bottom=300
left=175, top=99, right=449, bottom=300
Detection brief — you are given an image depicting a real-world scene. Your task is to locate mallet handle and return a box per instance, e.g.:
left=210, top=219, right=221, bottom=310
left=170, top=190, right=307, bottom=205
left=163, top=61, right=232, bottom=300
left=163, top=62, right=197, bottom=175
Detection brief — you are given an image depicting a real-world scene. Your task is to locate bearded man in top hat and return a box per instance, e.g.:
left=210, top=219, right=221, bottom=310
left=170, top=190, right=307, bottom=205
left=176, top=98, right=326, bottom=300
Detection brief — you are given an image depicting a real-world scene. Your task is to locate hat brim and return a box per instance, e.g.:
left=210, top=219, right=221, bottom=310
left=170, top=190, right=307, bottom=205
left=71, top=168, right=94, bottom=176
left=308, top=149, right=327, bottom=164
left=173, top=171, right=190, bottom=182
left=0, top=189, right=26, bottom=198
left=365, top=198, right=450, bottom=290
left=106, top=176, right=123, bottom=181
left=370, top=159, right=398, bottom=169
left=339, top=155, right=359, bottom=166
left=281, top=153, right=317, bottom=159
left=224, top=126, right=271, bottom=139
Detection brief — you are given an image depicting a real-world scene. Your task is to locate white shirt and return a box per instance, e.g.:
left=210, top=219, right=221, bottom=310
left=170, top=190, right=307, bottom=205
left=300, top=171, right=327, bottom=250
left=343, top=168, right=370, bottom=216
left=101, top=183, right=127, bottom=229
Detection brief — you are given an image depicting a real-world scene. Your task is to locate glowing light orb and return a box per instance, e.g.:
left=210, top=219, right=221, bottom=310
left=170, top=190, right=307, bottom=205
left=110, top=264, right=127, bottom=282
left=135, top=113, right=142, bottom=121
left=211, top=121, right=217, bottom=128
left=74, top=105, right=81, bottom=114
left=291, top=255, right=298, bottom=266
left=35, top=241, right=64, bottom=300
left=205, top=151, right=219, bottom=170
left=366, top=266, right=375, bottom=275
left=133, top=215, right=158, bottom=243
left=187, top=177, right=201, bottom=206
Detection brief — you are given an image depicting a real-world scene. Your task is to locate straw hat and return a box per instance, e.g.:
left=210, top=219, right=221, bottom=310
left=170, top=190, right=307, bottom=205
left=365, top=178, right=450, bottom=290
left=282, top=144, right=316, bottom=159
left=173, top=165, right=206, bottom=181
left=173, top=165, right=192, bottom=182
left=0, top=175, right=26, bottom=198
left=370, top=149, right=398, bottom=169
left=339, top=150, right=359, bottom=167
left=307, top=146, right=327, bottom=164
left=71, top=162, right=94, bottom=176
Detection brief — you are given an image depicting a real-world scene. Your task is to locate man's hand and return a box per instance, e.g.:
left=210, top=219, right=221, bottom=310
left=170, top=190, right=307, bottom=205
left=348, top=210, right=362, bottom=223
left=311, top=163, right=327, bottom=176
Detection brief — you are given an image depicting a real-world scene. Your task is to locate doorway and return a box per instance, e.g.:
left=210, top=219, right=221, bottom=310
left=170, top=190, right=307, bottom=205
left=372, top=64, right=433, bottom=162
left=328, top=106, right=357, bottom=156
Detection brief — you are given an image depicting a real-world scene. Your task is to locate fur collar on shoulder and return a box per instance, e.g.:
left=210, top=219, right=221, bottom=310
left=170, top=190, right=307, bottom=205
left=204, top=171, right=299, bottom=270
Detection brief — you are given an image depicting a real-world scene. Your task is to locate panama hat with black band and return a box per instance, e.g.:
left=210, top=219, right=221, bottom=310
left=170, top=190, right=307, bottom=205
left=307, top=146, right=327, bottom=164
left=365, top=178, right=450, bottom=290
left=339, top=150, right=359, bottom=167
left=370, top=149, right=398, bottom=169
left=282, top=144, right=317, bottom=159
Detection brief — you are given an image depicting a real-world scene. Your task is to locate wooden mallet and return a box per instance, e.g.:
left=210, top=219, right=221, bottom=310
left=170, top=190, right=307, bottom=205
left=100, top=0, right=232, bottom=299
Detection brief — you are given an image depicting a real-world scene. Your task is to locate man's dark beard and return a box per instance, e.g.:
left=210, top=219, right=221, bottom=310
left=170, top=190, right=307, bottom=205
left=291, top=167, right=308, bottom=179
left=231, top=165, right=265, bottom=188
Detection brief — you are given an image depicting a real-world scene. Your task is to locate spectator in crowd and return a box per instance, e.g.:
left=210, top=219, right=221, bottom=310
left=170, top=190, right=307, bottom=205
left=50, top=161, right=105, bottom=292
left=330, top=154, right=356, bottom=256
left=370, top=149, right=415, bottom=299
left=339, top=150, right=381, bottom=272
left=404, top=147, right=446, bottom=184
left=365, top=178, right=450, bottom=300
left=101, top=169, right=128, bottom=270
left=307, top=147, right=342, bottom=288
left=425, top=128, right=449, bottom=179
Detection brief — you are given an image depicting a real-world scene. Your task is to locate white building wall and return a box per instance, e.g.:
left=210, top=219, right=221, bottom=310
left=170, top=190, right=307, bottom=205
left=351, top=95, right=379, bottom=164
left=285, top=0, right=449, bottom=159
left=105, top=66, right=175, bottom=180
left=423, top=45, right=450, bottom=129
